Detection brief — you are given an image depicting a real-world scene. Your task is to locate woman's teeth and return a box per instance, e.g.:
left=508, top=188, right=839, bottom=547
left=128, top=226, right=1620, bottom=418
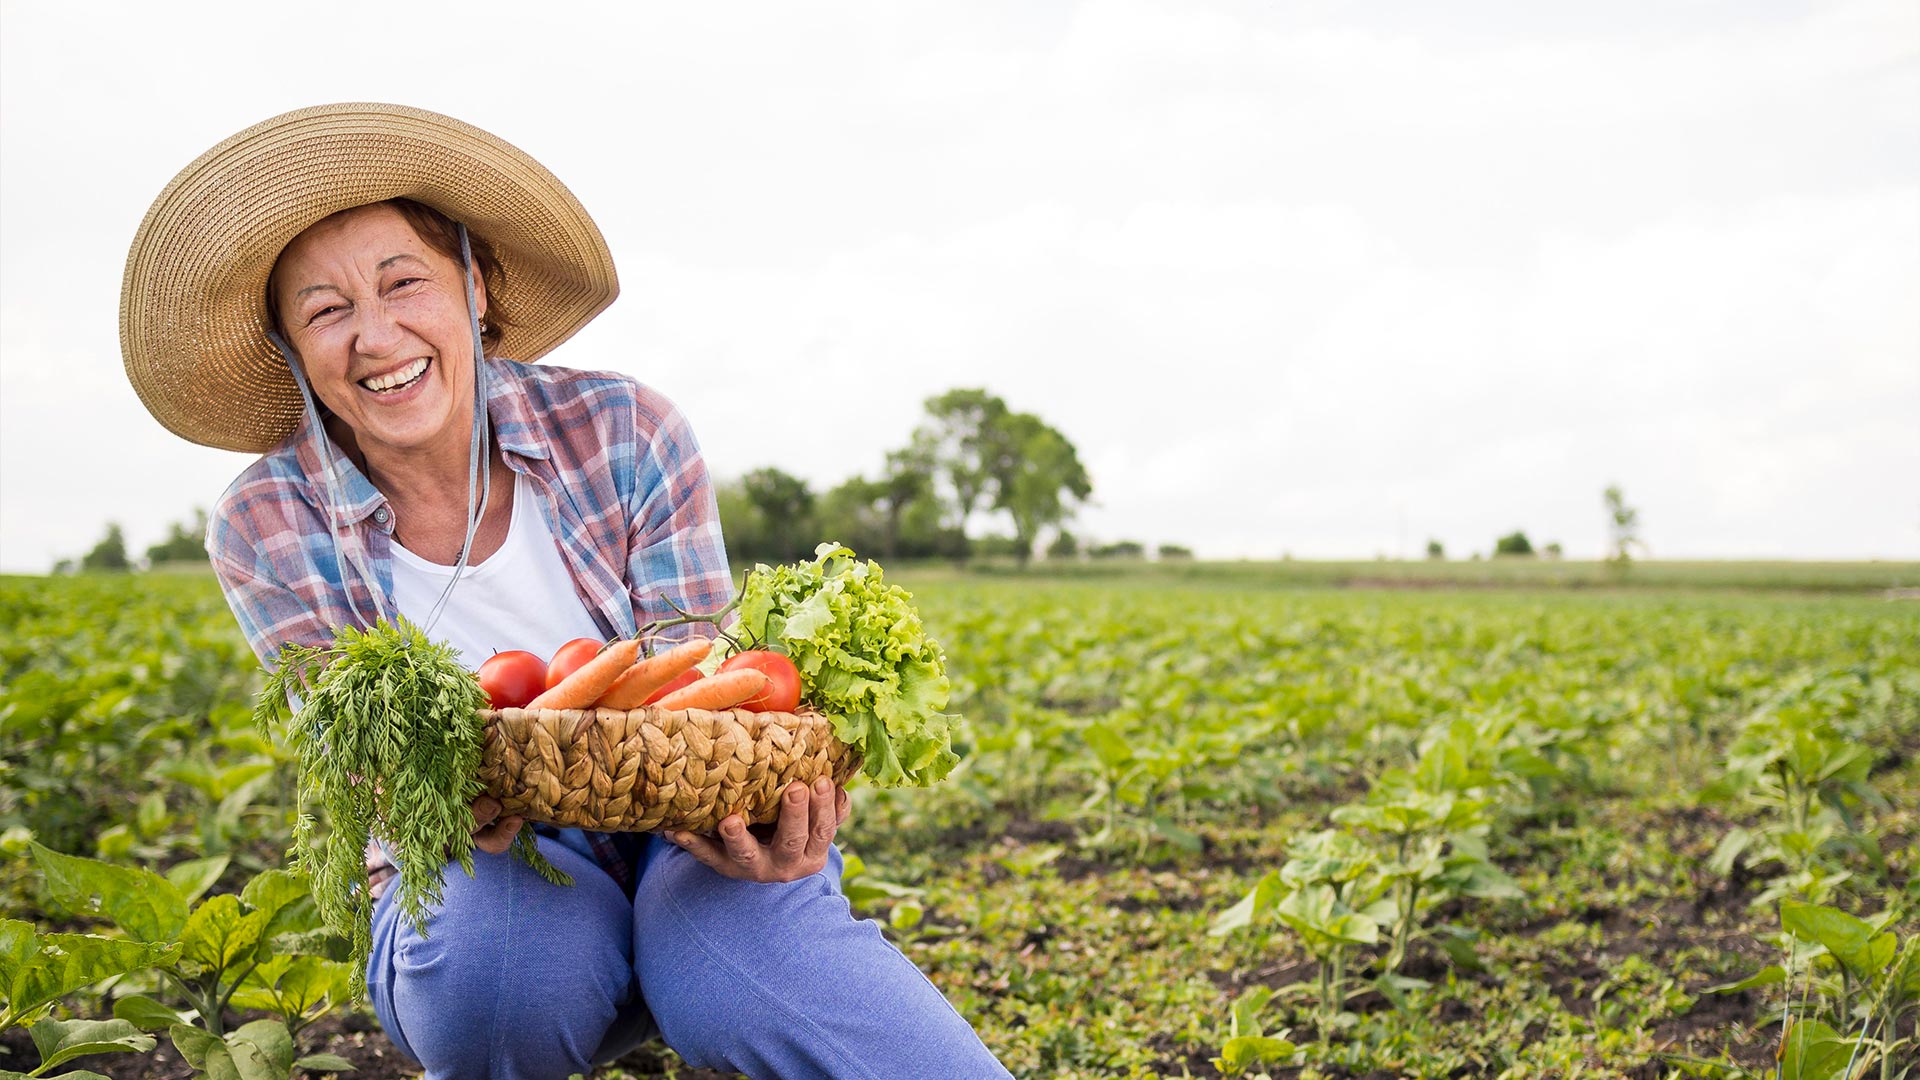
left=361, top=358, right=430, bottom=393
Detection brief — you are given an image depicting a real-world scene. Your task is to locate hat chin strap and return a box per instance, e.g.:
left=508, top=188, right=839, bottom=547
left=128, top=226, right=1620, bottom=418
left=265, top=222, right=492, bottom=638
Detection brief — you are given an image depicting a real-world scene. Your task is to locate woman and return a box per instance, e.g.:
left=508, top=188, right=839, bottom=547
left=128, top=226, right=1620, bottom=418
left=121, top=102, right=1011, bottom=1080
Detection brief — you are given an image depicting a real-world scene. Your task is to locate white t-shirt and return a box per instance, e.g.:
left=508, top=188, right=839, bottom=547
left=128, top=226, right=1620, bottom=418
left=389, top=471, right=605, bottom=667
left=382, top=470, right=609, bottom=881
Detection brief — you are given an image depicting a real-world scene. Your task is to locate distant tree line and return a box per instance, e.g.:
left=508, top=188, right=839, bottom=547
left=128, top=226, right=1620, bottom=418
left=719, top=388, right=1103, bottom=567
left=1422, top=487, right=1640, bottom=564
left=54, top=511, right=210, bottom=574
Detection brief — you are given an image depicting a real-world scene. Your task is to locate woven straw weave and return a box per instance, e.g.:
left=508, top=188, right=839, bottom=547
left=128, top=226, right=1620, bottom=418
left=478, top=706, right=860, bottom=834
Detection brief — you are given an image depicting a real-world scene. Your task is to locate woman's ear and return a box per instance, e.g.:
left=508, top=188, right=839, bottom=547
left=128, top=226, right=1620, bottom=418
left=470, top=262, right=488, bottom=322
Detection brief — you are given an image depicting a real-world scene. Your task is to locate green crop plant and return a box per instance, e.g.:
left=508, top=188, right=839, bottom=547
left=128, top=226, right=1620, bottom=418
left=1704, top=899, right=1918, bottom=1080
left=1211, top=986, right=1298, bottom=1077
left=1707, top=673, right=1883, bottom=906
left=26, top=845, right=349, bottom=1044
left=1212, top=829, right=1396, bottom=1031
left=1331, top=776, right=1521, bottom=977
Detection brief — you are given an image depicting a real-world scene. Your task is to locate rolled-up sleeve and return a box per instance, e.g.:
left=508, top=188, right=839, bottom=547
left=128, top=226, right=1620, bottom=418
left=624, top=396, right=734, bottom=636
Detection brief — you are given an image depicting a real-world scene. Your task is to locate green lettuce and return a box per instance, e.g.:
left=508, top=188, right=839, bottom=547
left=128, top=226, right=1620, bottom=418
left=735, top=543, right=962, bottom=787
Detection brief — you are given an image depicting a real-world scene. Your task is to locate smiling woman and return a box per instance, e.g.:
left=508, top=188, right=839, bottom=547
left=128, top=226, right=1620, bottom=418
left=265, top=203, right=517, bottom=565
left=117, top=102, right=1013, bottom=1080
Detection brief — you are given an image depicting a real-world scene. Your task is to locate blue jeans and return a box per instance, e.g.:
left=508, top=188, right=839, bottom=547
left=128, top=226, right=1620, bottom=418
left=366, top=834, right=1012, bottom=1080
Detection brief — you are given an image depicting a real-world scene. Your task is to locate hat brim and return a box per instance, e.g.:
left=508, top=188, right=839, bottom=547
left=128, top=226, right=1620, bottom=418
left=121, top=102, right=619, bottom=453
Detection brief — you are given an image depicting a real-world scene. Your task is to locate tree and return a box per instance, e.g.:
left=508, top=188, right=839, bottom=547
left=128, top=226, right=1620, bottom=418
left=1157, top=544, right=1193, bottom=560
left=814, top=476, right=887, bottom=559
left=1493, top=530, right=1534, bottom=557
left=741, top=467, right=816, bottom=563
left=918, top=389, right=1010, bottom=535
left=987, top=412, right=1092, bottom=564
left=870, top=437, right=941, bottom=561
left=1046, top=530, right=1079, bottom=560
left=79, top=523, right=131, bottom=572
left=145, top=509, right=211, bottom=565
left=1543, top=541, right=1563, bottom=559
left=1604, top=485, right=1641, bottom=569
left=1426, top=539, right=1445, bottom=560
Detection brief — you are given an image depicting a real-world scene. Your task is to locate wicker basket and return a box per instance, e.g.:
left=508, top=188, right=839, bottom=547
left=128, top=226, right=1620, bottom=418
left=477, top=706, right=861, bottom=834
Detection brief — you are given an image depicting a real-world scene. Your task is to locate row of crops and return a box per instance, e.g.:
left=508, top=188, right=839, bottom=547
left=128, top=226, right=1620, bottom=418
left=3, top=571, right=1917, bottom=1078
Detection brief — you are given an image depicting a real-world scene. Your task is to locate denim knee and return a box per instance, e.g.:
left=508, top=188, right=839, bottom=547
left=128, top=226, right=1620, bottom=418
left=368, top=837, right=637, bottom=1080
left=633, top=838, right=1011, bottom=1080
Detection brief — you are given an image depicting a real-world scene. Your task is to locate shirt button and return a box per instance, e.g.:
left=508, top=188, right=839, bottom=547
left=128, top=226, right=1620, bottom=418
left=373, top=507, right=391, bottom=525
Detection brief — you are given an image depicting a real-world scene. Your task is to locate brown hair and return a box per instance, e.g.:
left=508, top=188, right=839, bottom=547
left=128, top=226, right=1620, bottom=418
left=266, top=198, right=514, bottom=352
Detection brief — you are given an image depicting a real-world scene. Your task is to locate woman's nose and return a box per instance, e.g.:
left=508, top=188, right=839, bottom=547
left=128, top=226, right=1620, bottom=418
left=353, top=300, right=406, bottom=356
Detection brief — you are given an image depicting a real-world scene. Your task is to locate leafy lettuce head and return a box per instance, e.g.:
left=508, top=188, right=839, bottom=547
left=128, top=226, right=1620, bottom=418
left=735, top=543, right=961, bottom=787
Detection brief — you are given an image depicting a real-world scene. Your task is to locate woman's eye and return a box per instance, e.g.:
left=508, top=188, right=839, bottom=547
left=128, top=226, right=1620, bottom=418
left=390, top=277, right=423, bottom=291
left=307, top=305, right=343, bottom=325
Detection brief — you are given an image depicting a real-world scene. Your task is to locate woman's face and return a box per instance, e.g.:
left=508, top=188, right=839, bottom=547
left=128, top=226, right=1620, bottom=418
left=271, top=203, right=487, bottom=462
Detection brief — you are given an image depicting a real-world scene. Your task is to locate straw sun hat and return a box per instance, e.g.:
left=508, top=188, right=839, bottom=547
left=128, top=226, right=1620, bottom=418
left=120, top=102, right=619, bottom=454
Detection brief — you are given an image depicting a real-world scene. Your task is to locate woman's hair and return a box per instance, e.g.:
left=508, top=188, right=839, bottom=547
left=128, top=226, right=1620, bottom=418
left=266, top=197, right=514, bottom=352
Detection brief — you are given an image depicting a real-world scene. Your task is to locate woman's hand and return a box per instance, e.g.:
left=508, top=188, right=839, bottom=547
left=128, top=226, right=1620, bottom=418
left=470, top=794, right=525, bottom=855
left=668, top=777, right=850, bottom=882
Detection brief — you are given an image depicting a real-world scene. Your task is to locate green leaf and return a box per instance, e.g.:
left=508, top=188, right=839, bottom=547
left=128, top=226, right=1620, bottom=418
left=1213, top=1035, right=1297, bottom=1074
left=112, top=992, right=192, bottom=1030
left=1776, top=1018, right=1854, bottom=1080
left=1083, top=723, right=1134, bottom=770
left=165, top=857, right=232, bottom=906
left=1782, top=900, right=1883, bottom=982
left=2, top=928, right=174, bottom=1028
left=1209, top=871, right=1282, bottom=938
left=27, top=1017, right=156, bottom=1072
left=1228, top=985, right=1275, bottom=1038
left=170, top=1023, right=222, bottom=1069
left=1276, top=884, right=1379, bottom=947
left=30, top=843, right=188, bottom=943
left=0, top=918, right=39, bottom=1004
left=277, top=957, right=352, bottom=1016
left=240, top=869, right=307, bottom=919
left=1705, top=964, right=1787, bottom=994
left=1707, top=827, right=1752, bottom=878
left=292, top=1054, right=357, bottom=1073
left=226, top=1019, right=297, bottom=1080
left=889, top=901, right=924, bottom=931
left=177, top=895, right=268, bottom=977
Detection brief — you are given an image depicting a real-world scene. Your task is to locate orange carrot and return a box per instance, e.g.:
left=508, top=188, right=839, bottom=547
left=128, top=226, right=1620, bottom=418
left=652, top=669, right=770, bottom=711
left=592, top=638, right=713, bottom=709
left=526, top=639, right=643, bottom=710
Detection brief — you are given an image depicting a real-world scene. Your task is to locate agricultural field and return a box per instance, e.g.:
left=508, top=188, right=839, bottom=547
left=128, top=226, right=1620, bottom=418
left=3, top=569, right=1916, bottom=1079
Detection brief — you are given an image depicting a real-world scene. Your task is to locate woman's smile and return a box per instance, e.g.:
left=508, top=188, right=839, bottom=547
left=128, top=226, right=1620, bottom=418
left=359, top=355, right=432, bottom=395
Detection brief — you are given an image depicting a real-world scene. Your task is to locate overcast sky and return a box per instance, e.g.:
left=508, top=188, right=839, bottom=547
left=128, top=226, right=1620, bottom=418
left=2, top=0, right=1915, bottom=570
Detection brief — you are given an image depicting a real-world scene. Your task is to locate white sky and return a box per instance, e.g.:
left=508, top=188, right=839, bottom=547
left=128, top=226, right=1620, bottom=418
left=2, top=0, right=1916, bottom=569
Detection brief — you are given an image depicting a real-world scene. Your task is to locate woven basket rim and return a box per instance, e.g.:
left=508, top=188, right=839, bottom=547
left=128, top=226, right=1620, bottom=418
left=478, top=704, right=827, bottom=721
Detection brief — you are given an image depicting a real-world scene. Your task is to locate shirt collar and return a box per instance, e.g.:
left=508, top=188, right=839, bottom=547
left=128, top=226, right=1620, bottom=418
left=288, top=356, right=548, bottom=525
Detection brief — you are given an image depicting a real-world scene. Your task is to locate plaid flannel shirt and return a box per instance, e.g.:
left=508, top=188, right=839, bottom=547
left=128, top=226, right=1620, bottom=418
left=210, top=356, right=734, bottom=894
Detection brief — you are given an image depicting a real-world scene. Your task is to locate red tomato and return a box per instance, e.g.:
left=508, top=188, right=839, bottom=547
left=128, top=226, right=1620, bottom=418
left=718, top=650, right=803, bottom=713
left=545, top=638, right=605, bottom=690
left=477, top=650, right=546, bottom=710
left=641, top=668, right=701, bottom=706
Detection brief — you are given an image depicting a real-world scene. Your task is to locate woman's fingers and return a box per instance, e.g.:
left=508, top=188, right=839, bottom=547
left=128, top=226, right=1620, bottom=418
left=803, top=778, right=837, bottom=865
left=666, top=780, right=847, bottom=882
left=670, top=827, right=738, bottom=876
left=473, top=815, right=523, bottom=854
left=469, top=795, right=519, bottom=854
